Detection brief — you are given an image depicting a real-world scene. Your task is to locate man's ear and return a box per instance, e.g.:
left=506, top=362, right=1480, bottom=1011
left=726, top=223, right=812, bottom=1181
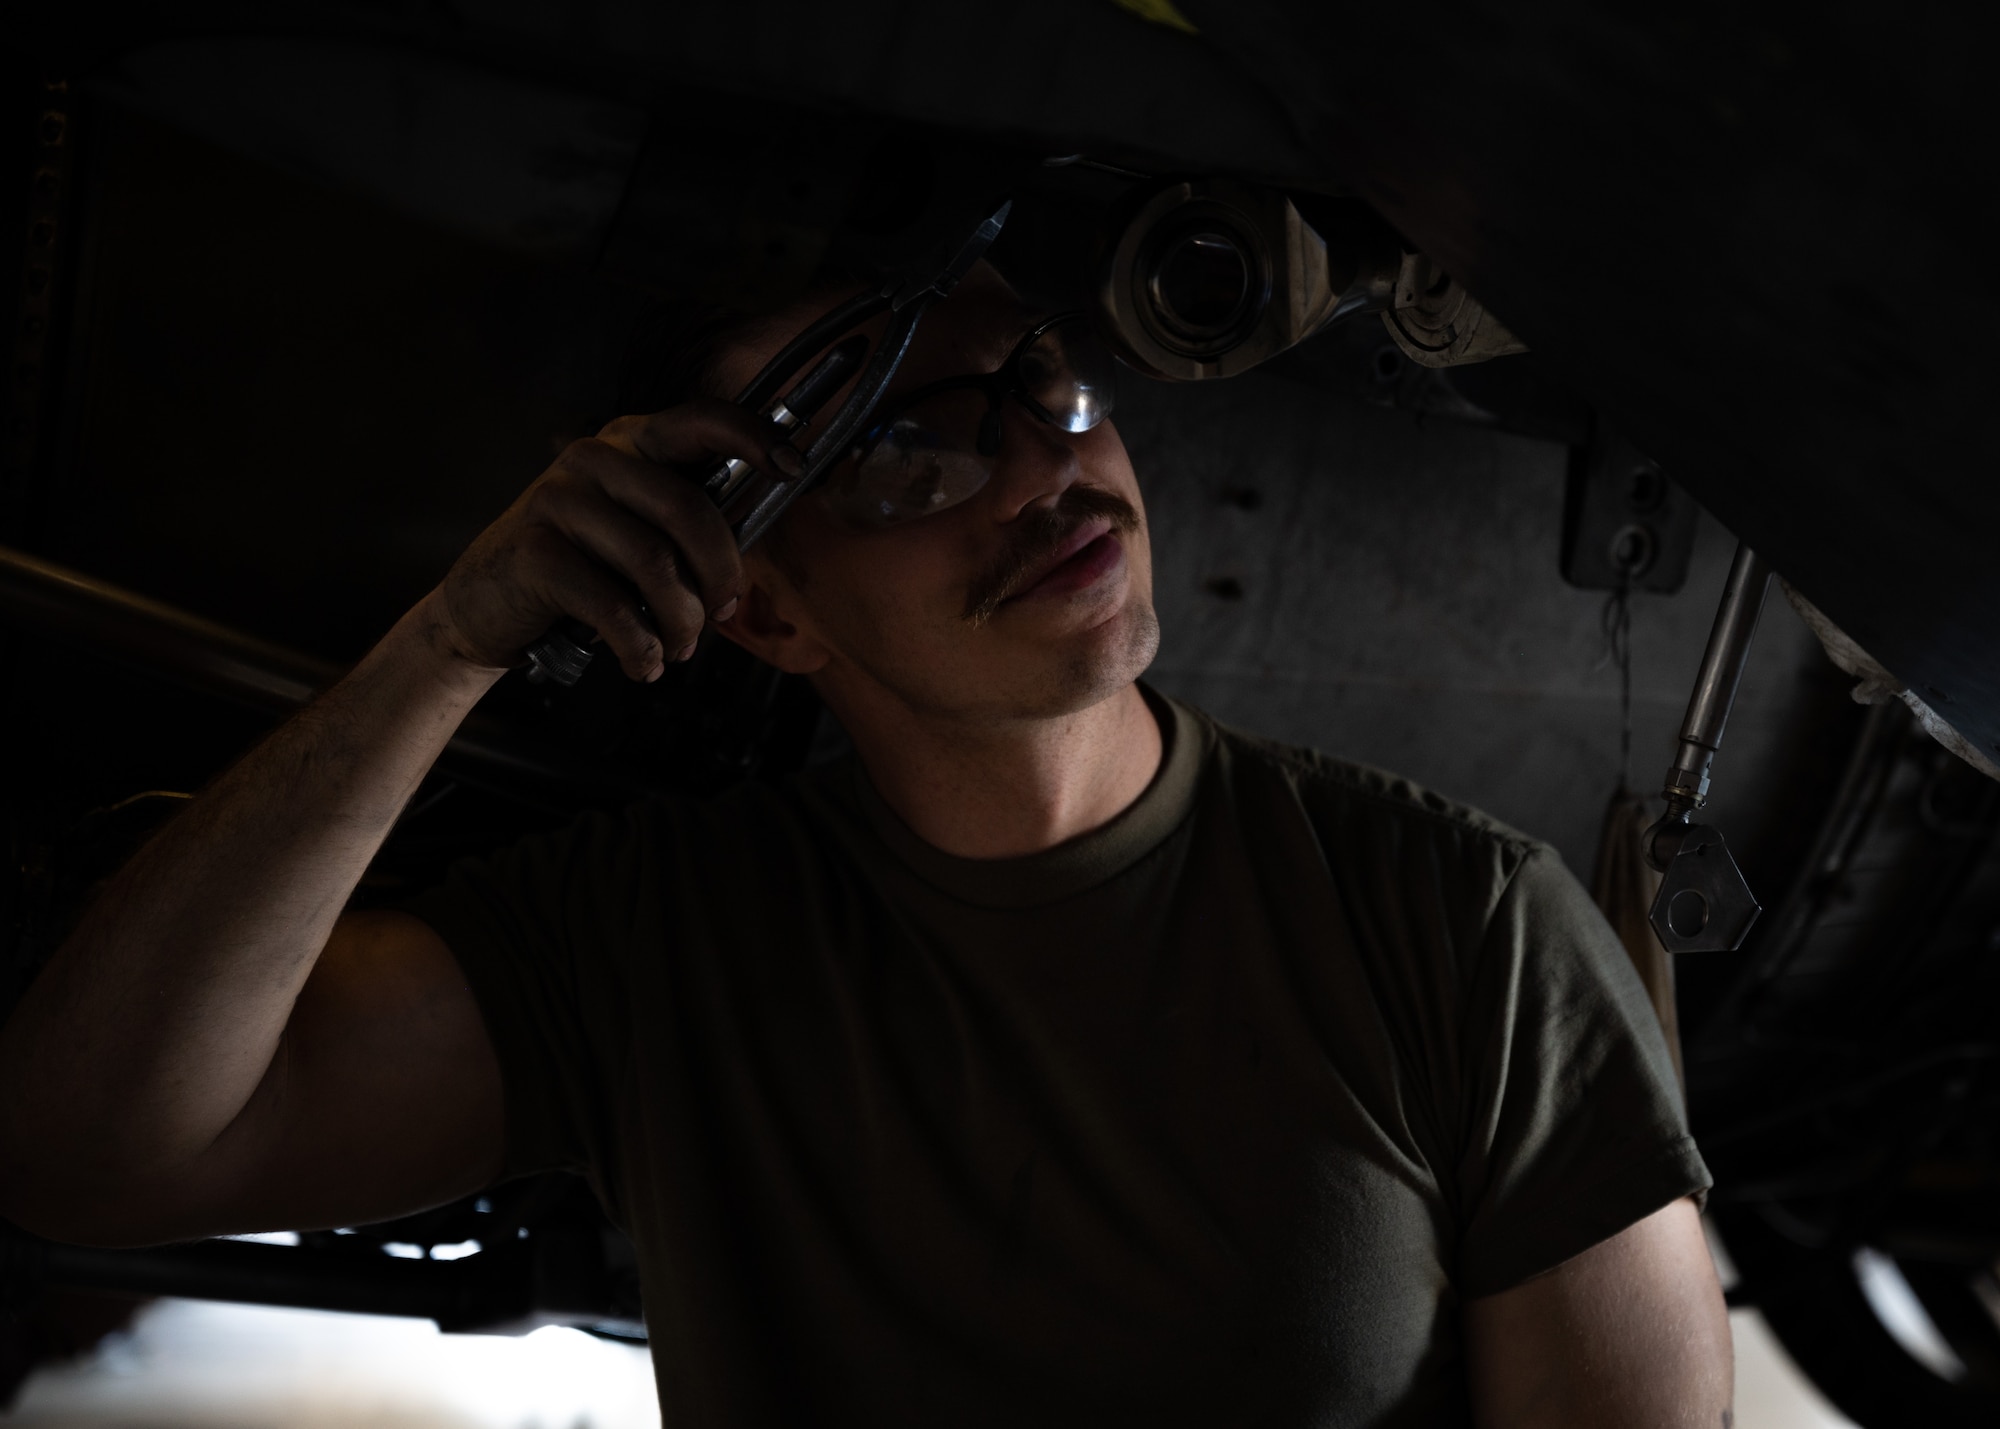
left=713, top=568, right=830, bottom=674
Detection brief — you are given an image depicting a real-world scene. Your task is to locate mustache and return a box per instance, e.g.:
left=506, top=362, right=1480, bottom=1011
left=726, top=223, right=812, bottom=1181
left=960, top=484, right=1142, bottom=625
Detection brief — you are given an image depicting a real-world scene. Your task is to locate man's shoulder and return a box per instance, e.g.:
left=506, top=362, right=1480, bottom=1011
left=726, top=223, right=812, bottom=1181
left=1179, top=699, right=1546, bottom=872
left=1177, top=701, right=1603, bottom=982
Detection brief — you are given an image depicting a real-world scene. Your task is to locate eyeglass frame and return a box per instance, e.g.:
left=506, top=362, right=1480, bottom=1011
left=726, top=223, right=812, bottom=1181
left=840, top=311, right=1111, bottom=471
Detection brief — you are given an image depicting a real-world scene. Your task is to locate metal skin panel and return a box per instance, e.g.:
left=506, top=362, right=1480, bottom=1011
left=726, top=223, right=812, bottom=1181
left=1169, top=0, right=2000, bottom=764
left=25, top=1, right=1998, bottom=765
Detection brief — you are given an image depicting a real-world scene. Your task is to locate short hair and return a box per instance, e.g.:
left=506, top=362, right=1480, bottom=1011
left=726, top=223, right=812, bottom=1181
left=614, top=258, right=879, bottom=414
left=613, top=298, right=768, bottom=415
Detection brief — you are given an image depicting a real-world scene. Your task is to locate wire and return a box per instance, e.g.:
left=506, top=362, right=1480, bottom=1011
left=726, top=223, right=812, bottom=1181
left=1598, top=576, right=1634, bottom=790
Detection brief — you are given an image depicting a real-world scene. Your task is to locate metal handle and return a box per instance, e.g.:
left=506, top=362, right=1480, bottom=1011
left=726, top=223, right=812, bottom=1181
left=523, top=617, right=597, bottom=686
left=520, top=337, right=873, bottom=688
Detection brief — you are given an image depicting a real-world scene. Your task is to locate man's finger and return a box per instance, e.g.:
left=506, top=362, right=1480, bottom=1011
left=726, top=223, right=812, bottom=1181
left=523, top=532, right=666, bottom=682
left=540, top=488, right=709, bottom=658
left=571, top=444, right=745, bottom=618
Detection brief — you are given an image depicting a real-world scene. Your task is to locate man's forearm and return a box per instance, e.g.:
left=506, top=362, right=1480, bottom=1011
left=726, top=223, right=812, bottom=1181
left=0, top=596, right=500, bottom=1219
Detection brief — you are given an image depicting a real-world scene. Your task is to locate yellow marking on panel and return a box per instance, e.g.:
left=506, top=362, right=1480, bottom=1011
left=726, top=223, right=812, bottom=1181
left=1110, top=0, right=1200, bottom=37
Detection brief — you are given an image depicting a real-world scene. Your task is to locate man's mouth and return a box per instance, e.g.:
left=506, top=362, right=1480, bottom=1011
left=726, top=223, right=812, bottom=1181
left=1004, top=517, right=1122, bottom=605
left=960, top=486, right=1143, bottom=624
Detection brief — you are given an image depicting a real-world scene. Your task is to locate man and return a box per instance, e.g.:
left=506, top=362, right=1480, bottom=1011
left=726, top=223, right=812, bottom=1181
left=0, top=266, right=1731, bottom=1425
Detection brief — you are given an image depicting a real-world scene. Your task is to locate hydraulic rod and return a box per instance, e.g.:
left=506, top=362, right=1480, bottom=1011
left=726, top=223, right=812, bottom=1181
left=1646, top=541, right=1773, bottom=871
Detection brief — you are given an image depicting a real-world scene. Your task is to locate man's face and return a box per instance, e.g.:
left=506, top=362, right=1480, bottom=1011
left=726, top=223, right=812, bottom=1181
left=715, top=269, right=1160, bottom=728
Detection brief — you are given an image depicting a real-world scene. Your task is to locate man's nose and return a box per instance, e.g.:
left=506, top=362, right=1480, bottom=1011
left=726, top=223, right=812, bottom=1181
left=983, top=401, right=1081, bottom=520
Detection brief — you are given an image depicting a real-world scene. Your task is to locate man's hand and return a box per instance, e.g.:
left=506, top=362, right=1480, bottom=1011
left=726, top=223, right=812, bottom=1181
left=1465, top=1197, right=1733, bottom=1428
left=425, top=402, right=802, bottom=682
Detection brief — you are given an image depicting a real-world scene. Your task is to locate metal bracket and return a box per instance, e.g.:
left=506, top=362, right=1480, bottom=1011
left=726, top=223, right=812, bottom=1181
left=1560, top=428, right=1699, bottom=594
left=1381, top=251, right=1527, bottom=369
left=1650, top=822, right=1761, bottom=953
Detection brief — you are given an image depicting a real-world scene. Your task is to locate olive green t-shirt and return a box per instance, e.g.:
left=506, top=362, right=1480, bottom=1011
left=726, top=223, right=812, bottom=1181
left=405, top=692, right=1706, bottom=1427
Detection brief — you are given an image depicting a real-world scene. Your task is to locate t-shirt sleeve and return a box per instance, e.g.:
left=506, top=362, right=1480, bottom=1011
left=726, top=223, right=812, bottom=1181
left=1453, top=842, right=1710, bottom=1298
left=396, top=805, right=652, bottom=1196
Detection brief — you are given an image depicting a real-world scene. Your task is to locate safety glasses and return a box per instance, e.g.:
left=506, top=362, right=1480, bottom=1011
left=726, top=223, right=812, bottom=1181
left=815, top=312, right=1118, bottom=529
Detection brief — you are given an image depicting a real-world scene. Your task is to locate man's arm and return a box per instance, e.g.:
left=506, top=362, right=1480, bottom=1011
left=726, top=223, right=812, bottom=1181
left=0, top=404, right=795, bottom=1246
left=0, top=625, right=504, bottom=1246
left=1465, top=1197, right=1734, bottom=1429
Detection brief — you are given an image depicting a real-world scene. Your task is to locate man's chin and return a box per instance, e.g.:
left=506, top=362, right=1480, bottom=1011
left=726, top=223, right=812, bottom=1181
left=996, top=596, right=1161, bottom=721
left=818, top=585, right=1159, bottom=728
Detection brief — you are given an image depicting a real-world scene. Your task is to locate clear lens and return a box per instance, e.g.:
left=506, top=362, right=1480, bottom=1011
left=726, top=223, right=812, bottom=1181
left=822, top=388, right=993, bottom=528
left=1018, top=320, right=1117, bottom=433
left=817, top=317, right=1117, bottom=529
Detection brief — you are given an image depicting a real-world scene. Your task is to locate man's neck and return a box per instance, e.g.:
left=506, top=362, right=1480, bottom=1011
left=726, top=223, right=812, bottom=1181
left=832, top=682, right=1164, bottom=860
